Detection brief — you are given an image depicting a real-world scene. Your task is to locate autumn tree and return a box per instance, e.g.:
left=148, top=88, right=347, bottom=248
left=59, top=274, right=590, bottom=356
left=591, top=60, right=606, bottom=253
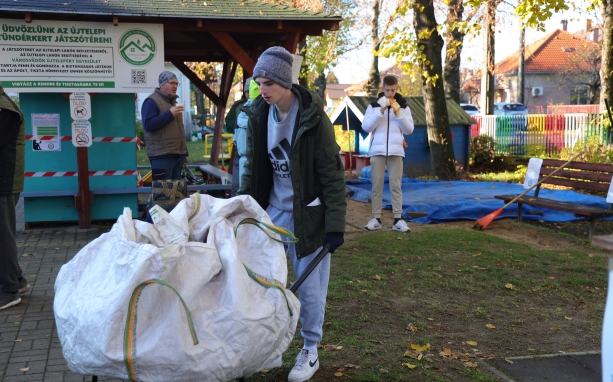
left=556, top=41, right=601, bottom=104
left=186, top=62, right=218, bottom=127
left=516, top=0, right=611, bottom=112
left=380, top=1, right=456, bottom=179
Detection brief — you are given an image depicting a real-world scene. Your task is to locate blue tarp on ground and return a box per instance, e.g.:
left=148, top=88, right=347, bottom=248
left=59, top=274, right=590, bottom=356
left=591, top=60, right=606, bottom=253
left=346, top=178, right=612, bottom=224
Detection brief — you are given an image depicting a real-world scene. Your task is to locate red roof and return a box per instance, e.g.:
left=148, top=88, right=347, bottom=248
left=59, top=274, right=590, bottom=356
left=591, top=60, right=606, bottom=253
left=496, top=29, right=599, bottom=75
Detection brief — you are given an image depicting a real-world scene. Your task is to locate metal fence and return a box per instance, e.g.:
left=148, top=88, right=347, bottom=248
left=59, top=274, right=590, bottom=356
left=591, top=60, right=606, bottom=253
left=470, top=114, right=611, bottom=156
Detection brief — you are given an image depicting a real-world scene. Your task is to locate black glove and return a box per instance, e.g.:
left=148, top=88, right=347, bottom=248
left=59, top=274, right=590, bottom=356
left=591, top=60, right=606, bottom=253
left=323, top=232, right=344, bottom=254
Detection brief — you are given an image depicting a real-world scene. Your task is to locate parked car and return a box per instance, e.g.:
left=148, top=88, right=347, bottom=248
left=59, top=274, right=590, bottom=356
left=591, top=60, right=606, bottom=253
left=493, top=102, right=528, bottom=115
left=460, top=103, right=480, bottom=116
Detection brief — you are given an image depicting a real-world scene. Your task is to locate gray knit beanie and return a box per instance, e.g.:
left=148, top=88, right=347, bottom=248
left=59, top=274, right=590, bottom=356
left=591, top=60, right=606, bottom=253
left=159, top=71, right=178, bottom=87
left=243, top=77, right=252, bottom=92
left=253, top=47, right=293, bottom=89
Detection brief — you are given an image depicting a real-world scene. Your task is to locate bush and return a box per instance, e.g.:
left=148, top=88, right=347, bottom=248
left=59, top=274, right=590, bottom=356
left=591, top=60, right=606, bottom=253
left=136, top=120, right=146, bottom=146
left=559, top=136, right=613, bottom=164
left=470, top=135, right=497, bottom=166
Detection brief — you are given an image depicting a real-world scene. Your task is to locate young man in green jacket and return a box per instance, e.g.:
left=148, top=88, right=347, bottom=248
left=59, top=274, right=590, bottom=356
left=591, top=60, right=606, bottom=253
left=238, top=46, right=347, bottom=382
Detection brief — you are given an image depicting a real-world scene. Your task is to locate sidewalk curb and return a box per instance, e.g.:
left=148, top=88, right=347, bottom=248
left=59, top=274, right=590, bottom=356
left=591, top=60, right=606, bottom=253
left=481, top=360, right=517, bottom=382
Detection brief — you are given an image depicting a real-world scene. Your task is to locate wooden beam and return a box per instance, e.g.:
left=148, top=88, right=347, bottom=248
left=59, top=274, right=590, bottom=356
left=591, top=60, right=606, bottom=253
left=209, top=31, right=256, bottom=75
left=209, top=60, right=237, bottom=166
left=284, top=32, right=300, bottom=54
left=171, top=61, right=220, bottom=105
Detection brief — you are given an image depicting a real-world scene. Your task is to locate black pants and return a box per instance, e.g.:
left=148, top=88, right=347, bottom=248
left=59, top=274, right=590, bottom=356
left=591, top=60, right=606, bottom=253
left=0, top=194, right=23, bottom=296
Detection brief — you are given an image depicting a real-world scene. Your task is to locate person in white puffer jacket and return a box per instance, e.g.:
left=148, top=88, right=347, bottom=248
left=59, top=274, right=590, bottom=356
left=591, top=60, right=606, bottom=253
left=361, top=75, right=414, bottom=232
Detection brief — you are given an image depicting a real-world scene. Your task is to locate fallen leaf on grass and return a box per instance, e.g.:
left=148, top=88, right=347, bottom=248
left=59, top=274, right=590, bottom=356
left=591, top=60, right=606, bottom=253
left=334, top=372, right=343, bottom=377
left=410, top=343, right=431, bottom=352
left=379, top=368, right=388, bottom=373
left=439, top=348, right=452, bottom=357
left=551, top=327, right=559, bottom=331
left=20, top=368, right=29, bottom=372
left=14, top=339, right=22, bottom=342
left=324, top=344, right=343, bottom=351
left=505, top=283, right=515, bottom=290
left=407, top=323, right=418, bottom=332
left=427, top=317, right=435, bottom=321
left=372, top=275, right=381, bottom=280
left=402, top=363, right=416, bottom=369
left=466, top=341, right=478, bottom=346
left=463, top=361, right=478, bottom=368
left=486, top=324, right=495, bottom=329
left=505, top=358, right=514, bottom=364
left=565, top=316, right=572, bottom=320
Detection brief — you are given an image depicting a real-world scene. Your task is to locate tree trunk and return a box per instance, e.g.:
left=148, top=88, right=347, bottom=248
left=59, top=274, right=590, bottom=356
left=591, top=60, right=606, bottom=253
left=298, top=41, right=310, bottom=89
left=480, top=0, right=496, bottom=115
left=366, top=0, right=380, bottom=96
left=518, top=25, right=525, bottom=104
left=313, top=71, right=326, bottom=101
left=600, top=0, right=613, bottom=113
left=413, top=0, right=456, bottom=179
left=443, top=0, right=465, bottom=104
left=195, top=88, right=206, bottom=127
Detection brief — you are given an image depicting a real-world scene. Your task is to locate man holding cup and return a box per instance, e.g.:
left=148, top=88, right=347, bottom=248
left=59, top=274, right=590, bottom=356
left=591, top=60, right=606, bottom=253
left=141, top=71, right=188, bottom=180
left=361, top=75, right=414, bottom=232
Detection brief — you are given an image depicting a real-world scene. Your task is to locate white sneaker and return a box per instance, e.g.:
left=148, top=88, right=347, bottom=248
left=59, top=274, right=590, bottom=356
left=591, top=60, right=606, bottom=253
left=288, top=349, right=319, bottom=382
left=364, top=218, right=382, bottom=231
left=258, top=355, right=282, bottom=371
left=393, top=219, right=411, bottom=232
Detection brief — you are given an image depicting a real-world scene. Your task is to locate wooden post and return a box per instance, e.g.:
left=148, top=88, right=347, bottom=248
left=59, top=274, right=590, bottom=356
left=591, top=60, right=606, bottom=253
left=75, top=147, right=92, bottom=228
left=209, top=60, right=237, bottom=166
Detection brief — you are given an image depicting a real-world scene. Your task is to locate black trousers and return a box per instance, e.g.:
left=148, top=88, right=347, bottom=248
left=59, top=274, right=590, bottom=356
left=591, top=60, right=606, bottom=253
left=0, top=193, right=23, bottom=295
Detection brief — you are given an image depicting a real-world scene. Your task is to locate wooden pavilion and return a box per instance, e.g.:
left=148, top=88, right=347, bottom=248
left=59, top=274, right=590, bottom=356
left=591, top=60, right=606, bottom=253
left=0, top=0, right=341, bottom=163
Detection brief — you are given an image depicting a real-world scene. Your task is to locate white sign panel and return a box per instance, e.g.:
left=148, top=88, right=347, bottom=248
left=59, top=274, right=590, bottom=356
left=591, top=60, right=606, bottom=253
left=72, top=120, right=92, bottom=147
left=70, top=92, right=91, bottom=120
left=523, top=158, right=543, bottom=189
left=0, top=19, right=163, bottom=93
left=32, top=113, right=61, bottom=151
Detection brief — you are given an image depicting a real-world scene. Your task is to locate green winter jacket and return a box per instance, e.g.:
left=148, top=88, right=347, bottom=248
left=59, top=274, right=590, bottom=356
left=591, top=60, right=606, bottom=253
left=0, top=83, right=25, bottom=195
left=238, top=85, right=346, bottom=258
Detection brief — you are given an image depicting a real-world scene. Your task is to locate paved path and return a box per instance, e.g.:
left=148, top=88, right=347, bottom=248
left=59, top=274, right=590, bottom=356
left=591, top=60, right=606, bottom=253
left=1, top=199, right=123, bottom=381
left=1, top=199, right=603, bottom=382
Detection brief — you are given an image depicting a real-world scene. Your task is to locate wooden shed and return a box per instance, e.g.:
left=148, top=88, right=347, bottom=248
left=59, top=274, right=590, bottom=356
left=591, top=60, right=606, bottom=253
left=330, top=96, right=476, bottom=177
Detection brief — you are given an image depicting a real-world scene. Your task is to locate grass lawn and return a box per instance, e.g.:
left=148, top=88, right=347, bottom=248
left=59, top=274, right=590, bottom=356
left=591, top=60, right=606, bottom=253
left=137, top=141, right=219, bottom=176
left=254, top=227, right=607, bottom=381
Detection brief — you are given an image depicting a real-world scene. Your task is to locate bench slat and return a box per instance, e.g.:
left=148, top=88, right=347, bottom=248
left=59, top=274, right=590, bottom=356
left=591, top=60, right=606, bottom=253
left=542, top=177, right=610, bottom=193
left=541, top=159, right=613, bottom=173
left=494, top=194, right=613, bottom=217
left=539, top=168, right=613, bottom=183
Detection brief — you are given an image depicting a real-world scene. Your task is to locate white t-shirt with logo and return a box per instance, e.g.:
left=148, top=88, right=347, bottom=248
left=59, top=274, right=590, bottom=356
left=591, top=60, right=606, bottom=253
left=267, top=96, right=299, bottom=211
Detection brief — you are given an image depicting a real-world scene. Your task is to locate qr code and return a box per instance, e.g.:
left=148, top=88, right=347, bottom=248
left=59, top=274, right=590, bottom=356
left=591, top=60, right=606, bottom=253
left=131, top=69, right=146, bottom=84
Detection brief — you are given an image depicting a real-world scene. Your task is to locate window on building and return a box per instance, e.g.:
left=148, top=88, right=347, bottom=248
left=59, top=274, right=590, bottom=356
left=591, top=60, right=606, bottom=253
left=570, top=86, right=590, bottom=105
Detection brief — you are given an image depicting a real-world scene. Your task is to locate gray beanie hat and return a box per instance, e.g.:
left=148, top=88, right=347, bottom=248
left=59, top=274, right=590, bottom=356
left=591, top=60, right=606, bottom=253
left=253, top=47, right=293, bottom=89
left=243, top=77, right=252, bottom=92
left=159, top=70, right=178, bottom=87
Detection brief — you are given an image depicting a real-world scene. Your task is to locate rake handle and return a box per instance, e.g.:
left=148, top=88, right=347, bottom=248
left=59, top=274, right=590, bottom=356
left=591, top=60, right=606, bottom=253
left=501, top=150, right=584, bottom=209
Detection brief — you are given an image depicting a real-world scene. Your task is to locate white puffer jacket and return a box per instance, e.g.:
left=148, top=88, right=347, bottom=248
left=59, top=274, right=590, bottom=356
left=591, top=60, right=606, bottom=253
left=361, top=95, right=414, bottom=157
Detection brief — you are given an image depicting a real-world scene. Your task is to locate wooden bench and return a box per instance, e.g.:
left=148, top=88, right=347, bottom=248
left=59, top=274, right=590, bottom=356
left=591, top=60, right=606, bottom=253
left=494, top=159, right=613, bottom=240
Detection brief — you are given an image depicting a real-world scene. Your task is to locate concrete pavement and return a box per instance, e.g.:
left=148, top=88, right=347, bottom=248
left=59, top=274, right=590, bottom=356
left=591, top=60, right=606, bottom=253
left=1, top=198, right=603, bottom=382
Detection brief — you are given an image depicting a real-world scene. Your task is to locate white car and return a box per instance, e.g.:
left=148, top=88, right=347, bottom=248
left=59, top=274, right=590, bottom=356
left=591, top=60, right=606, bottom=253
left=460, top=103, right=480, bottom=116
left=493, top=102, right=528, bottom=115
